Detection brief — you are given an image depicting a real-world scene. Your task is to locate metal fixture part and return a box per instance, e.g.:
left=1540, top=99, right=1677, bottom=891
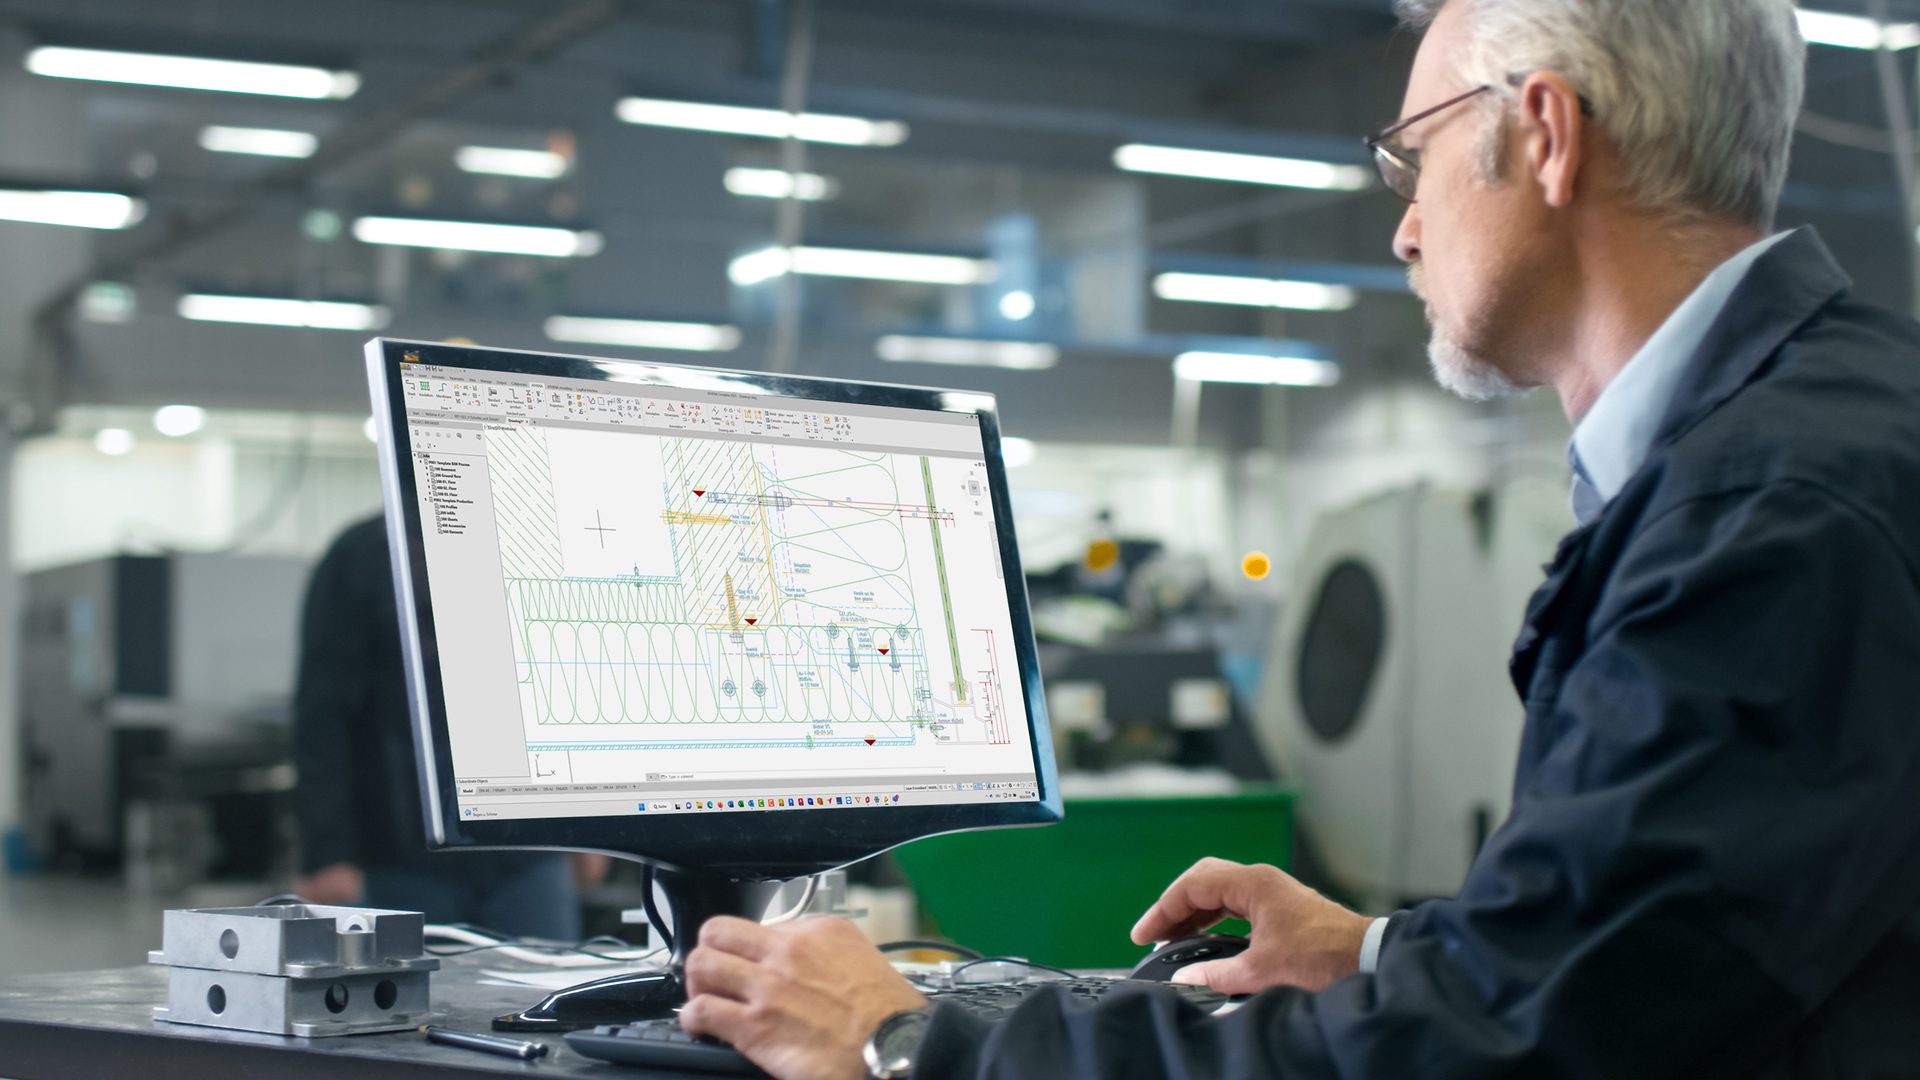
left=149, top=904, right=440, bottom=1036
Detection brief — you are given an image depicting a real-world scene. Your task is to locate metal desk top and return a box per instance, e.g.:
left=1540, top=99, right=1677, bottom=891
left=0, top=956, right=710, bottom=1079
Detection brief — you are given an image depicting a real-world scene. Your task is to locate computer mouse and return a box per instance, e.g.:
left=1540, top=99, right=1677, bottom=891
left=1127, top=933, right=1251, bottom=982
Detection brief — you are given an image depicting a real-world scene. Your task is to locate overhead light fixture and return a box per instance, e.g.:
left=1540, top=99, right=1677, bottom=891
left=351, top=216, right=603, bottom=258
left=0, top=189, right=145, bottom=230
left=25, top=46, right=359, bottom=99
left=199, top=125, right=317, bottom=158
left=731, top=246, right=996, bottom=286
left=153, top=404, right=207, bottom=437
left=723, top=167, right=838, bottom=201
left=81, top=281, right=137, bottom=323
left=1153, top=272, right=1358, bottom=312
left=616, top=97, right=908, bottom=146
left=94, top=428, right=135, bottom=456
left=1114, top=144, right=1371, bottom=191
left=178, top=293, right=389, bottom=331
left=877, top=335, right=1058, bottom=370
left=545, top=315, right=742, bottom=352
left=1797, top=9, right=1920, bottom=50
left=998, top=290, right=1037, bottom=321
left=1000, top=436, right=1036, bottom=468
left=1173, top=351, right=1341, bottom=387
left=455, top=146, right=570, bottom=179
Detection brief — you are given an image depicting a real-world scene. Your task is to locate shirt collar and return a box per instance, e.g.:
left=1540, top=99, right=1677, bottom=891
left=1568, top=229, right=1796, bottom=522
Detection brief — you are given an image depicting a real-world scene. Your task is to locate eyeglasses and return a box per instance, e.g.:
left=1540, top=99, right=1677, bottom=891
left=1364, top=74, right=1596, bottom=203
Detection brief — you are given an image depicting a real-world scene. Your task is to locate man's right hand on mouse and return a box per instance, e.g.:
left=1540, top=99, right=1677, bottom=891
left=1130, top=857, right=1371, bottom=995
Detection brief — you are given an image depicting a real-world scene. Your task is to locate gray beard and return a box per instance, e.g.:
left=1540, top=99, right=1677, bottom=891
left=1427, top=331, right=1524, bottom=402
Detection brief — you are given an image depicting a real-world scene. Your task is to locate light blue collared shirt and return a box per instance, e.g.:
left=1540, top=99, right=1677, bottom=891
left=1360, top=229, right=1798, bottom=977
left=1566, top=230, right=1795, bottom=524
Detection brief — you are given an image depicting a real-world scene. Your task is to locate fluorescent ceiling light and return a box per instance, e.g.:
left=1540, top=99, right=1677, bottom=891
left=352, top=216, right=603, bottom=258
left=1173, top=351, right=1341, bottom=387
left=877, top=335, right=1058, bottom=370
left=25, top=46, right=359, bottom=99
left=616, top=97, right=907, bottom=146
left=1114, top=144, right=1371, bottom=191
left=178, top=293, right=389, bottom=331
left=455, top=146, right=570, bottom=179
left=731, top=246, right=996, bottom=286
left=94, top=428, right=135, bottom=456
left=153, top=404, right=206, bottom=437
left=199, top=125, right=317, bottom=158
left=545, top=315, right=742, bottom=352
left=1000, top=436, right=1036, bottom=468
left=723, top=167, right=838, bottom=201
left=1153, top=272, right=1358, bottom=312
left=0, top=189, right=145, bottom=230
left=1797, top=9, right=1920, bottom=50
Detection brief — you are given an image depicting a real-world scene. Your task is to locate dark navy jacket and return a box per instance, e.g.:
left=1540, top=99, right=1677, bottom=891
left=916, top=229, right=1920, bottom=1077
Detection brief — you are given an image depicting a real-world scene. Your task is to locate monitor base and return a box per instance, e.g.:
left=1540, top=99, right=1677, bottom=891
left=493, top=868, right=786, bottom=1032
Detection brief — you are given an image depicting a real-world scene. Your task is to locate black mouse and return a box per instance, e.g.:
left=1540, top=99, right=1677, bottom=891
left=1127, top=933, right=1251, bottom=982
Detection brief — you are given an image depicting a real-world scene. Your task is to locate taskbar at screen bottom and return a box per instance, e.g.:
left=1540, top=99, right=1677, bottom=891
left=457, top=778, right=1038, bottom=822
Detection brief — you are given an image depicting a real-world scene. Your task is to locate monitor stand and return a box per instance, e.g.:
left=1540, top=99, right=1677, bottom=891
left=492, top=867, right=788, bottom=1031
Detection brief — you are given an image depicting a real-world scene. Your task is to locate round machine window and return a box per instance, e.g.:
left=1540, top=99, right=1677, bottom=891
left=1295, top=558, right=1386, bottom=744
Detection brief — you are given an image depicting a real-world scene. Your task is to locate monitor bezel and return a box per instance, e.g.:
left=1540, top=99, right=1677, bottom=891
left=367, top=336, right=1062, bottom=878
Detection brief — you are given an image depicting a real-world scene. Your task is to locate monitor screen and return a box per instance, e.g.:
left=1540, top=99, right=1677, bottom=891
left=366, top=338, right=1059, bottom=876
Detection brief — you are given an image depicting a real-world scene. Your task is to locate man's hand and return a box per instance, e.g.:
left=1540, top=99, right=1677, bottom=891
left=1131, top=857, right=1370, bottom=995
left=681, top=915, right=929, bottom=1080
left=295, top=862, right=365, bottom=906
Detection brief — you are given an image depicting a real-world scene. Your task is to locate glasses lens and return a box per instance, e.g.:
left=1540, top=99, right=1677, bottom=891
left=1372, top=145, right=1418, bottom=202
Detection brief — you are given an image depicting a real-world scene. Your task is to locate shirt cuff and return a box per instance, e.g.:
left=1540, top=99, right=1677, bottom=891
left=1357, top=916, right=1390, bottom=974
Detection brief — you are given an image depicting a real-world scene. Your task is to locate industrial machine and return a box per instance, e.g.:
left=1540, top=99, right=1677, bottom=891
left=1255, top=479, right=1569, bottom=908
left=19, top=552, right=309, bottom=881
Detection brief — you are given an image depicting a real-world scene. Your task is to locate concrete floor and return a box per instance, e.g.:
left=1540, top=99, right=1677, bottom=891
left=0, top=873, right=271, bottom=977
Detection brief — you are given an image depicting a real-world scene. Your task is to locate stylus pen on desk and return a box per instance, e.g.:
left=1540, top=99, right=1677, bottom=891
left=422, top=1025, right=550, bottom=1060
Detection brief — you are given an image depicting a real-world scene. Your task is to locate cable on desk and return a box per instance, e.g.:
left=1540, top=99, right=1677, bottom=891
left=949, top=957, right=1078, bottom=983
left=643, top=866, right=674, bottom=955
left=878, top=939, right=986, bottom=960
left=761, top=875, right=819, bottom=925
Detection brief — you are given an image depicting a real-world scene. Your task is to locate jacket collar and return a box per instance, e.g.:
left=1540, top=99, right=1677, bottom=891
left=1647, top=227, right=1851, bottom=453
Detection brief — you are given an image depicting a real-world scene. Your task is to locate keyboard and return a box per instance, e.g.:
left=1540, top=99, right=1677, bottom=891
left=565, top=978, right=1231, bottom=1074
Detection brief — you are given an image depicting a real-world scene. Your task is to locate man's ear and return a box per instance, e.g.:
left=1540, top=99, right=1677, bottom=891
left=1519, top=72, right=1584, bottom=208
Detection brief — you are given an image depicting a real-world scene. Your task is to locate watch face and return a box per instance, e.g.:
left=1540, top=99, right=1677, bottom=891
left=868, top=1009, right=932, bottom=1078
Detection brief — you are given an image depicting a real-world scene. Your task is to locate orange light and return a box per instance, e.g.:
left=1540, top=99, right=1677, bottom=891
left=1241, top=551, right=1272, bottom=580
left=1086, top=539, right=1120, bottom=572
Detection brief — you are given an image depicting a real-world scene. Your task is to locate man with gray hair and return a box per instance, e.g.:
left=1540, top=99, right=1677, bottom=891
left=675, top=1, right=1920, bottom=1075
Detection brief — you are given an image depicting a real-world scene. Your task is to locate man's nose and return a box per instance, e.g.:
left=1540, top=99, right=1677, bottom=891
left=1391, top=201, right=1420, bottom=264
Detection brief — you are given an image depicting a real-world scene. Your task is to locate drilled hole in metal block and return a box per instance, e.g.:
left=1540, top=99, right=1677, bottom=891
left=325, top=983, right=350, bottom=1014
left=374, top=980, right=398, bottom=1010
left=219, top=929, right=239, bottom=960
left=206, top=985, right=227, bottom=1014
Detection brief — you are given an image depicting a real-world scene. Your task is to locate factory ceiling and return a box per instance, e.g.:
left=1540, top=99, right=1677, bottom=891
left=0, top=0, right=1911, bottom=449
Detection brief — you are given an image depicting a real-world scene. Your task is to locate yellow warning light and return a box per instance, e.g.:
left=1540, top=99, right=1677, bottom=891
left=1085, top=539, right=1121, bottom=572
left=1241, top=551, right=1272, bottom=580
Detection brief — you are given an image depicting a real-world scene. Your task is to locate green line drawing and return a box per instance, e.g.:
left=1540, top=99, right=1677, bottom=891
left=920, top=456, right=968, bottom=704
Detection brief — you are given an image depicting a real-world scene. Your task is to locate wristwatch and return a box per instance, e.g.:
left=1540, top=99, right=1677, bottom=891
left=863, top=1007, right=933, bottom=1080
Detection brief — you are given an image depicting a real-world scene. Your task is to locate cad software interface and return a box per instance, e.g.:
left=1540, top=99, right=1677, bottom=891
left=397, top=353, right=1041, bottom=822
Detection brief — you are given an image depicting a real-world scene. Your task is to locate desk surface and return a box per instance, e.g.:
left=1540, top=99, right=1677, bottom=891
left=0, top=958, right=708, bottom=1079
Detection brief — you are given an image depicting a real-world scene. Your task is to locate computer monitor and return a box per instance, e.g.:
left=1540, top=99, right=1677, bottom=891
left=364, top=338, right=1060, bottom=1013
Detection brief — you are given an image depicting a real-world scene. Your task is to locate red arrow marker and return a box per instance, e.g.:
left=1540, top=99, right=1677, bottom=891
left=878, top=647, right=890, bottom=655
left=745, top=617, right=758, bottom=626
left=864, top=738, right=875, bottom=745
left=693, top=488, right=706, bottom=497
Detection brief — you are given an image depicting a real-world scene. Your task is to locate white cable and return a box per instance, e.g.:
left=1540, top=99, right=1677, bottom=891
left=760, top=875, right=821, bottom=925
left=423, top=923, right=661, bottom=968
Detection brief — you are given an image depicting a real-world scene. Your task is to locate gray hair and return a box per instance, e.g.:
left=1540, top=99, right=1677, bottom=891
left=1394, top=0, right=1805, bottom=231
